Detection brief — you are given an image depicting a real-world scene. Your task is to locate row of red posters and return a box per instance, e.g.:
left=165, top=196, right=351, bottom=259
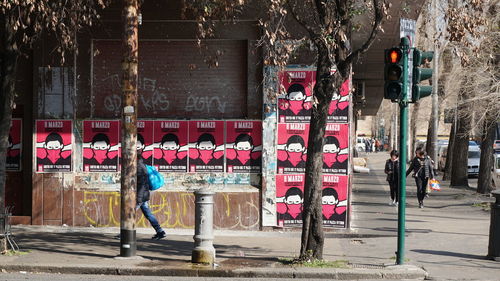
left=276, top=174, right=348, bottom=228
left=278, top=70, right=349, bottom=123
left=34, top=120, right=262, bottom=173
left=277, top=123, right=349, bottom=175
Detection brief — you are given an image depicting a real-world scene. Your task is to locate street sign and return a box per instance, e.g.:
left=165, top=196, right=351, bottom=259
left=400, top=18, right=416, bottom=100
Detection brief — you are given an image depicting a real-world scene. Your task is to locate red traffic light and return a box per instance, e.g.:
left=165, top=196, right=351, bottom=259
left=390, top=50, right=399, bottom=63
left=385, top=48, right=402, bottom=64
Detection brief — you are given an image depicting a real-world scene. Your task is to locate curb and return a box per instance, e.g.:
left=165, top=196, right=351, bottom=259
left=0, top=263, right=427, bottom=279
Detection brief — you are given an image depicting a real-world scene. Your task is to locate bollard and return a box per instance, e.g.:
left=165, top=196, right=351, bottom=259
left=192, top=189, right=216, bottom=264
left=488, top=190, right=500, bottom=261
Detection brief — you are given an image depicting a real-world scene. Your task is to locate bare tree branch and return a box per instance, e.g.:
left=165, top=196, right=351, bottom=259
left=343, top=0, right=385, bottom=67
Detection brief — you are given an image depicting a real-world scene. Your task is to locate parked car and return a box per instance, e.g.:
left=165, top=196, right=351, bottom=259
left=493, top=153, right=500, bottom=188
left=494, top=140, right=500, bottom=152
left=438, top=145, right=448, bottom=171
left=467, top=146, right=481, bottom=177
left=356, top=137, right=366, bottom=152
left=469, top=140, right=479, bottom=146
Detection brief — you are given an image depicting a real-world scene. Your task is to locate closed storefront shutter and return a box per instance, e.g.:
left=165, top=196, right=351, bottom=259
left=92, top=40, right=248, bottom=119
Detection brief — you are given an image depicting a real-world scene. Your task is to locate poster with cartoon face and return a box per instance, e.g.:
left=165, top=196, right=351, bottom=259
left=277, top=123, right=309, bottom=174
left=323, top=123, right=349, bottom=174
left=276, top=174, right=304, bottom=226
left=278, top=71, right=315, bottom=123
left=153, top=120, right=188, bottom=172
left=327, top=78, right=350, bottom=123
left=35, top=120, right=72, bottom=172
left=7, top=119, right=22, bottom=171
left=225, top=121, right=262, bottom=173
left=188, top=121, right=224, bottom=173
left=136, top=120, right=154, bottom=166
left=83, top=120, right=120, bottom=172
left=322, top=175, right=348, bottom=227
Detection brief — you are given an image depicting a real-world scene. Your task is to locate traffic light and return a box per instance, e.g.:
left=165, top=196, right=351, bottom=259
left=384, top=48, right=404, bottom=102
left=411, top=49, right=434, bottom=103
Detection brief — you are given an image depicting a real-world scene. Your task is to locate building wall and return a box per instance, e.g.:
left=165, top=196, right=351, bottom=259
left=29, top=1, right=263, bottom=230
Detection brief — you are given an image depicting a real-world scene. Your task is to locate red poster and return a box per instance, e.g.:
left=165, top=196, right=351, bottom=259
left=225, top=120, right=262, bottom=173
left=35, top=120, right=72, bottom=172
left=278, top=71, right=315, bottom=123
left=276, top=174, right=304, bottom=226
left=153, top=120, right=188, bottom=172
left=137, top=120, right=154, bottom=166
left=323, top=123, right=349, bottom=174
left=188, top=120, right=224, bottom=173
left=7, top=119, right=22, bottom=171
left=83, top=120, right=120, bottom=172
left=328, top=78, right=350, bottom=123
left=277, top=123, right=309, bottom=174
left=322, top=175, right=348, bottom=227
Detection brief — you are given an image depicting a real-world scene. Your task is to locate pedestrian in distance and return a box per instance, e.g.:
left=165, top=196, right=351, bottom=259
left=406, top=150, right=435, bottom=208
left=384, top=150, right=400, bottom=206
left=137, top=155, right=166, bottom=240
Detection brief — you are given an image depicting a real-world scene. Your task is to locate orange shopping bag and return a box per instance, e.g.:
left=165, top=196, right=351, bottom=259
left=429, top=178, right=441, bottom=191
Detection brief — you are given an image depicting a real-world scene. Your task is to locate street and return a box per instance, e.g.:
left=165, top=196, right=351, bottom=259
left=0, top=152, right=497, bottom=281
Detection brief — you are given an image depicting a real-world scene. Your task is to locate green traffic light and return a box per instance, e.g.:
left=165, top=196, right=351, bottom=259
left=413, top=49, right=434, bottom=66
left=411, top=85, right=432, bottom=103
left=413, top=68, right=433, bottom=82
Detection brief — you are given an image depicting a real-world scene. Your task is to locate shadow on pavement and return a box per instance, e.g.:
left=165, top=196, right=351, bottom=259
left=411, top=249, right=487, bottom=260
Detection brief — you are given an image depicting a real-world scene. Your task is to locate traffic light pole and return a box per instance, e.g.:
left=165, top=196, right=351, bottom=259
left=397, top=37, right=410, bottom=265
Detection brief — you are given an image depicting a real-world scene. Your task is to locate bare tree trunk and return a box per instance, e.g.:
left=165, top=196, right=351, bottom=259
left=443, top=119, right=455, bottom=180
left=300, top=42, right=333, bottom=261
left=119, top=0, right=139, bottom=257
left=477, top=118, right=496, bottom=194
left=450, top=93, right=470, bottom=188
left=0, top=16, right=19, bottom=253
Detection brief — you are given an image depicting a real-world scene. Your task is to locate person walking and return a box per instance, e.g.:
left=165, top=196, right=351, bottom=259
left=406, top=150, right=434, bottom=208
left=137, top=156, right=166, bottom=240
left=384, top=150, right=399, bottom=205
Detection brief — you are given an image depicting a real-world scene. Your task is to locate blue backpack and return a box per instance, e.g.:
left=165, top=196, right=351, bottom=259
left=145, top=165, right=164, bottom=191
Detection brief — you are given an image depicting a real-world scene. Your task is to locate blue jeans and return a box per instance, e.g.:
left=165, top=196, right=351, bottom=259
left=136, top=201, right=164, bottom=234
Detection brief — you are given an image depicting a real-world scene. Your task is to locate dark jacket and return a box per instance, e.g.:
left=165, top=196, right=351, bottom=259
left=137, top=158, right=150, bottom=204
left=384, top=159, right=399, bottom=182
left=406, top=156, right=434, bottom=179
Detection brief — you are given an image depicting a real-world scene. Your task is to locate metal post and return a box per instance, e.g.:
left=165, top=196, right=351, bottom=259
left=120, top=0, right=139, bottom=257
left=397, top=37, right=410, bottom=265
left=488, top=190, right=500, bottom=261
left=192, top=189, right=216, bottom=264
left=431, top=50, right=439, bottom=163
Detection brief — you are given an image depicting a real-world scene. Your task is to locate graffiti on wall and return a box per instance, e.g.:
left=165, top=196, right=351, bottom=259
left=81, top=191, right=260, bottom=230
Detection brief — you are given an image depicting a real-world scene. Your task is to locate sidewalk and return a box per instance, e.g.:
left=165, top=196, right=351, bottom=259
left=0, top=152, right=498, bottom=280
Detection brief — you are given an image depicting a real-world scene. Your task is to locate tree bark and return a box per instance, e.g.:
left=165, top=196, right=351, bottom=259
left=450, top=97, right=470, bottom=188
left=119, top=0, right=139, bottom=257
left=477, top=118, right=496, bottom=194
left=443, top=118, right=455, bottom=180
left=0, top=15, right=20, bottom=253
left=0, top=16, right=19, bottom=211
left=299, top=41, right=333, bottom=261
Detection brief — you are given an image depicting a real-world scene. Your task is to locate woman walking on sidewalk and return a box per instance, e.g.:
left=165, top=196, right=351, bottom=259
left=406, top=150, right=434, bottom=208
left=384, top=150, right=399, bottom=205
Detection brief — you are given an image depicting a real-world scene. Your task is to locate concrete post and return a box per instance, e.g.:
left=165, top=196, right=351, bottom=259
left=192, top=189, right=216, bottom=264
left=488, top=190, right=500, bottom=261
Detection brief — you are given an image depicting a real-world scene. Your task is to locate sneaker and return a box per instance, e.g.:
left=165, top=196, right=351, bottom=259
left=419, top=202, right=424, bottom=208
left=389, top=201, right=394, bottom=206
left=152, top=231, right=166, bottom=240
